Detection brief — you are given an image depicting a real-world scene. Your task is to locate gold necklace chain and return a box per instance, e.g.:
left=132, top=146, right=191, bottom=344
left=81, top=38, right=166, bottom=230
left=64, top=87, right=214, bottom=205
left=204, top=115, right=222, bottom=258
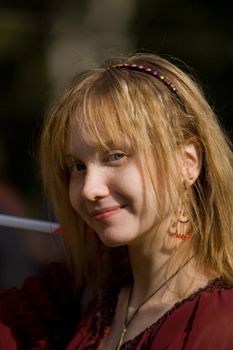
left=115, top=255, right=194, bottom=350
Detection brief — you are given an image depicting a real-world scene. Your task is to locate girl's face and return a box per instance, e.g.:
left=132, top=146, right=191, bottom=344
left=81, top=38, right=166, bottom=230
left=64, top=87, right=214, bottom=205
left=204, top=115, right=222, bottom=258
left=65, top=124, right=173, bottom=247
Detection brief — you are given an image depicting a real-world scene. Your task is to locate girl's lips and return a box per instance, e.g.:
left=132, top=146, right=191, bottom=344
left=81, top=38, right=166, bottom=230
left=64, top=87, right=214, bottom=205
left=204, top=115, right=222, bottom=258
left=91, top=205, right=126, bottom=220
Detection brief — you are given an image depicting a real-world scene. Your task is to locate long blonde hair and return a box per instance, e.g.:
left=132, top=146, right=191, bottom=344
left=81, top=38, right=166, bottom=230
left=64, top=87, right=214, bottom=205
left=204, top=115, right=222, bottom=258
left=40, top=53, right=233, bottom=288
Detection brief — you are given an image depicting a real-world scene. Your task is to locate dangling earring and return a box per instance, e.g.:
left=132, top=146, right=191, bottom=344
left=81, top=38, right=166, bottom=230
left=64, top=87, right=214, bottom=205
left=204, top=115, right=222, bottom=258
left=168, top=206, right=191, bottom=241
left=164, top=201, right=191, bottom=250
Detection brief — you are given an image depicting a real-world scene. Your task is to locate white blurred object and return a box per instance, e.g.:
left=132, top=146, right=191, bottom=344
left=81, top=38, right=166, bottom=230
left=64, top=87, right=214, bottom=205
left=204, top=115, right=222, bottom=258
left=0, top=214, right=59, bottom=233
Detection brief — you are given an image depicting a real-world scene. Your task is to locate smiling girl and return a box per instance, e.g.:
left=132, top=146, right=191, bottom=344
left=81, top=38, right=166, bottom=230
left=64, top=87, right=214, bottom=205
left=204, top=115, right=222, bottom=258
left=1, top=53, right=233, bottom=349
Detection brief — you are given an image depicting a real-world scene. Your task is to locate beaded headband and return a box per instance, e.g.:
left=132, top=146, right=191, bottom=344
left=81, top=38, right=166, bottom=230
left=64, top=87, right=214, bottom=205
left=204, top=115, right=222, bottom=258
left=109, top=63, right=177, bottom=94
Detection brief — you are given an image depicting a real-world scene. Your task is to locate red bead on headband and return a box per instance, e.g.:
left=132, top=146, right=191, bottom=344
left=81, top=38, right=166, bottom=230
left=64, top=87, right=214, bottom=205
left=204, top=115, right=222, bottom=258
left=109, top=63, right=177, bottom=94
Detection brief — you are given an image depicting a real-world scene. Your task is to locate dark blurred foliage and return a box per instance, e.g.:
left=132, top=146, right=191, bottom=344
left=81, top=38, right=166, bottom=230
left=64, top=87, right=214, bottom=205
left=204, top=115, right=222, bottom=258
left=0, top=1, right=51, bottom=213
left=133, top=0, right=233, bottom=134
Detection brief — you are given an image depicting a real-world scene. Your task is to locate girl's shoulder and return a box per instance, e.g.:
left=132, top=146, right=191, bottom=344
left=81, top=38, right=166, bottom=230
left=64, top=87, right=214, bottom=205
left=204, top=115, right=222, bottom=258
left=185, top=278, right=233, bottom=347
left=148, top=278, right=233, bottom=350
left=0, top=262, right=82, bottom=350
left=182, top=277, right=233, bottom=322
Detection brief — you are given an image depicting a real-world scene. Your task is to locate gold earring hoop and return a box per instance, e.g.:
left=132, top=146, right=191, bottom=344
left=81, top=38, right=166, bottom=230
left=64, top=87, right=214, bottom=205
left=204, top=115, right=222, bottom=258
left=189, top=175, right=194, bottom=185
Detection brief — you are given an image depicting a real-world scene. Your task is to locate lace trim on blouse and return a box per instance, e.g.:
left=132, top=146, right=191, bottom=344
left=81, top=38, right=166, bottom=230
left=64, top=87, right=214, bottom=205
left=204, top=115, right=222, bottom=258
left=94, top=278, right=231, bottom=349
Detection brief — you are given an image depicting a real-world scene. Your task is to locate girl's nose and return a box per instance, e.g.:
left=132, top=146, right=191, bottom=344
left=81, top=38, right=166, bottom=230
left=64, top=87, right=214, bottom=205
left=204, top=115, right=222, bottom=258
left=81, top=167, right=110, bottom=202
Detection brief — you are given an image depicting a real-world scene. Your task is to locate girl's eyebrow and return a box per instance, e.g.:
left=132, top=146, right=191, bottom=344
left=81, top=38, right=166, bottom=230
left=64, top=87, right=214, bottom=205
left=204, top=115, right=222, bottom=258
left=103, top=139, right=132, bottom=149
left=64, top=140, right=131, bottom=159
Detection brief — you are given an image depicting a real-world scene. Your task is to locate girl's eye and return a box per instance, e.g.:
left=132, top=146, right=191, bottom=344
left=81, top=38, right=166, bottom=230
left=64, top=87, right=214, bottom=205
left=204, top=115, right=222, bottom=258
left=70, top=162, right=86, bottom=172
left=107, top=152, right=126, bottom=162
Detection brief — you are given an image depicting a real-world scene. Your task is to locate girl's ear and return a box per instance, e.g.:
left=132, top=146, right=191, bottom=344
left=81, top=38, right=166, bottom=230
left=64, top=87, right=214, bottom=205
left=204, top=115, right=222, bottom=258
left=178, top=142, right=202, bottom=187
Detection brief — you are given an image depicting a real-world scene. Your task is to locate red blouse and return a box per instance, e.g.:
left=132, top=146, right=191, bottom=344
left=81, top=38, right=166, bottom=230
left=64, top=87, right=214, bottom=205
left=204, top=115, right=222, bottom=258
left=1, top=263, right=233, bottom=350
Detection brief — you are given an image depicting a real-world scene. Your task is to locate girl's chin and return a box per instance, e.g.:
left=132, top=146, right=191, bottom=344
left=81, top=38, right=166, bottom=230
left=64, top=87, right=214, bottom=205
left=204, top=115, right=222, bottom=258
left=98, top=236, right=127, bottom=248
left=96, top=231, right=136, bottom=248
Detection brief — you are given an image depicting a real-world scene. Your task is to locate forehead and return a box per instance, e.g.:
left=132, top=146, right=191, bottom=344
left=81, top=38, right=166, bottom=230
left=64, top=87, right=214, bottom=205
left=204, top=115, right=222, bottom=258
left=65, top=117, right=132, bottom=154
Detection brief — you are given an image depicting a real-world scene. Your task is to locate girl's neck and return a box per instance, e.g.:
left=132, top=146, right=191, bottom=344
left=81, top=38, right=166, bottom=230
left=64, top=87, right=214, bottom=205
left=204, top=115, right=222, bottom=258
left=128, top=238, right=212, bottom=307
left=128, top=217, right=174, bottom=294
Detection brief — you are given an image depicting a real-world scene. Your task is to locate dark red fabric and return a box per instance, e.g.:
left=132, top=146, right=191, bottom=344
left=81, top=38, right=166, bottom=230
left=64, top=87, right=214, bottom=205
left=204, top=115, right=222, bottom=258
left=66, top=279, right=233, bottom=350
left=1, top=265, right=233, bottom=350
left=0, top=262, right=82, bottom=350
